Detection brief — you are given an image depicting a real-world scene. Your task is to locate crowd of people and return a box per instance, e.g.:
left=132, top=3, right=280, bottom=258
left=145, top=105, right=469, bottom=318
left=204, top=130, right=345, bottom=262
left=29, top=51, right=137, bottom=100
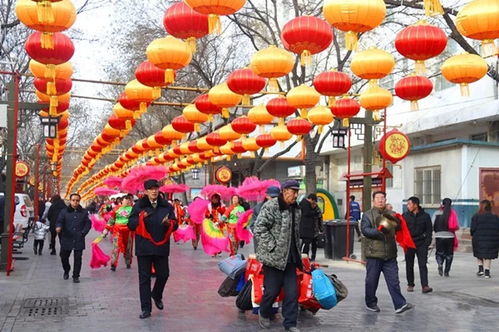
left=27, top=178, right=499, bottom=332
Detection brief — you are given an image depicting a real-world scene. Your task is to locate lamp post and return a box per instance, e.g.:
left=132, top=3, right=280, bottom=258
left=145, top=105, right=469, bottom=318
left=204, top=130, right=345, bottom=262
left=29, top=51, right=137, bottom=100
left=39, top=116, right=60, bottom=139
left=332, top=120, right=348, bottom=149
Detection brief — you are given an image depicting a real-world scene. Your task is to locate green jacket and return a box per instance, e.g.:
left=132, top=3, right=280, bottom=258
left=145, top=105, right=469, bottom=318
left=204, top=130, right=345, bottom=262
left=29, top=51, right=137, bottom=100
left=108, top=206, right=132, bottom=226
left=361, top=207, right=399, bottom=261
left=254, top=196, right=301, bottom=271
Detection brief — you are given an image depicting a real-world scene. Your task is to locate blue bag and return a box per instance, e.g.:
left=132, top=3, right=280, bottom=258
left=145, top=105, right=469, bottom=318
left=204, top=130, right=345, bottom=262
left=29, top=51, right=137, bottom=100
left=218, top=254, right=246, bottom=279
left=312, top=269, right=337, bottom=309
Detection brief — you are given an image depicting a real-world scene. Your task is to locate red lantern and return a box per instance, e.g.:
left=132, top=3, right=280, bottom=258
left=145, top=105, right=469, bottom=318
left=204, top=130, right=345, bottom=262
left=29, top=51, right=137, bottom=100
left=256, top=134, right=277, bottom=149
left=154, top=132, right=172, bottom=146
left=34, top=77, right=72, bottom=95
left=206, top=132, right=227, bottom=147
left=286, top=118, right=313, bottom=137
left=266, top=97, right=297, bottom=125
left=330, top=98, right=360, bottom=126
left=194, top=94, right=222, bottom=117
left=395, top=76, right=433, bottom=111
left=227, top=68, right=266, bottom=105
left=163, top=2, right=209, bottom=52
left=108, top=115, right=129, bottom=131
left=25, top=31, right=74, bottom=65
left=188, top=141, right=203, bottom=153
left=231, top=141, right=247, bottom=154
left=313, top=71, right=352, bottom=106
left=378, top=129, right=411, bottom=164
left=172, top=115, right=195, bottom=133
left=135, top=61, right=171, bottom=99
left=41, top=101, right=69, bottom=115
left=118, top=92, right=148, bottom=111
left=231, top=116, right=257, bottom=135
left=395, top=23, right=447, bottom=73
left=281, top=16, right=333, bottom=66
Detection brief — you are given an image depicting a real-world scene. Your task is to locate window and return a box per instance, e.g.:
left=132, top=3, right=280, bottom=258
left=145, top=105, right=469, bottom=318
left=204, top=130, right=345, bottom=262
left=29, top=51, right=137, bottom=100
left=414, top=166, right=441, bottom=206
left=470, top=133, right=487, bottom=142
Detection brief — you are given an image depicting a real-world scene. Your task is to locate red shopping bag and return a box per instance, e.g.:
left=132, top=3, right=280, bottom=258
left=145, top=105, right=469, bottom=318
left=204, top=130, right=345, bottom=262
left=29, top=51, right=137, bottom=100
left=298, top=272, right=321, bottom=312
left=245, top=256, right=262, bottom=280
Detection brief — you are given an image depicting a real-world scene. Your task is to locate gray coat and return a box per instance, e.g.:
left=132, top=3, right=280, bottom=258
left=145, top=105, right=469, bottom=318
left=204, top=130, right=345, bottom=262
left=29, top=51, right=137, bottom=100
left=254, top=195, right=301, bottom=271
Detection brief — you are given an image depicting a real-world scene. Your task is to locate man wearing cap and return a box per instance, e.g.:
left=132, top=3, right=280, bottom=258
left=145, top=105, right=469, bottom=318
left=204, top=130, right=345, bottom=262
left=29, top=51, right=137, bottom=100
left=254, top=180, right=302, bottom=332
left=128, top=179, right=177, bottom=319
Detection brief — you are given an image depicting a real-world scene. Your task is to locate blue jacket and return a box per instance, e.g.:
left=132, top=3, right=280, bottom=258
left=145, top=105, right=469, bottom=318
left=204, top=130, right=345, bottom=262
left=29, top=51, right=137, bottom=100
left=56, top=206, right=91, bottom=251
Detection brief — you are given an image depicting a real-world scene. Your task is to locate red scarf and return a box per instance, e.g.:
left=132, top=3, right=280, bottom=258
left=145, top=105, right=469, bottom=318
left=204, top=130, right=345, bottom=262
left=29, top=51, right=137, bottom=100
left=136, top=211, right=174, bottom=246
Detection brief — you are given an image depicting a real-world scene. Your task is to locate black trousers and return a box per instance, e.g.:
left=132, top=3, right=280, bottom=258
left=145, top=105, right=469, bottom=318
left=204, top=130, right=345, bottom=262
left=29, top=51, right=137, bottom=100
left=34, top=239, right=44, bottom=253
left=49, top=230, right=58, bottom=251
left=60, top=249, right=83, bottom=278
left=137, top=255, right=170, bottom=312
left=260, top=263, right=298, bottom=329
left=301, top=238, right=318, bottom=261
left=436, top=238, right=454, bottom=273
left=405, top=245, right=429, bottom=287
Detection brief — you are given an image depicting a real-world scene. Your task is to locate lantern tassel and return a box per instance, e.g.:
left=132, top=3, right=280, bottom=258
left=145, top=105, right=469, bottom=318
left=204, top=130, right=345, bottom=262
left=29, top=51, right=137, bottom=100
left=153, top=86, right=162, bottom=99
left=226, top=155, right=232, bottom=161
left=410, top=100, right=420, bottom=111
left=259, top=125, right=265, bottom=134
left=208, top=14, right=222, bottom=34
left=328, top=97, right=336, bottom=107
left=125, top=120, right=132, bottom=130
left=459, top=83, right=470, bottom=97
left=140, top=102, right=147, bottom=113
left=342, top=118, right=350, bottom=127
left=49, top=96, right=58, bottom=116
left=481, top=40, right=498, bottom=58
left=222, top=108, right=230, bottom=118
left=44, top=64, right=56, bottom=80
left=195, top=123, right=200, bottom=132
left=40, top=32, right=54, bottom=49
left=278, top=118, right=285, bottom=126
left=415, top=60, right=427, bottom=74
left=423, top=0, right=444, bottom=16
left=317, top=125, right=324, bottom=134
left=300, top=50, right=312, bottom=67
left=242, top=94, right=251, bottom=106
left=345, top=31, right=358, bottom=51
left=296, top=136, right=302, bottom=142
left=267, top=78, right=280, bottom=93
left=164, top=69, right=175, bottom=84
left=186, top=37, right=197, bottom=53
left=373, top=111, right=381, bottom=121
left=300, top=109, right=308, bottom=118
left=37, top=1, right=55, bottom=24
left=133, top=111, right=140, bottom=119
left=46, top=81, right=57, bottom=95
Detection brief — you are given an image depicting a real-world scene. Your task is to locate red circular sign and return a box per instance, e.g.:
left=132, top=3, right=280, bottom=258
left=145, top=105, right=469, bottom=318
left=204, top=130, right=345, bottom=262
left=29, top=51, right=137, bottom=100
left=379, top=129, right=411, bottom=164
left=215, top=166, right=232, bottom=183
left=15, top=161, right=30, bottom=178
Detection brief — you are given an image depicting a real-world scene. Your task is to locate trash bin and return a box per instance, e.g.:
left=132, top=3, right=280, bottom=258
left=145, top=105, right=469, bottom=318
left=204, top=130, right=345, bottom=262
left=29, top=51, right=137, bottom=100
left=323, top=220, right=357, bottom=260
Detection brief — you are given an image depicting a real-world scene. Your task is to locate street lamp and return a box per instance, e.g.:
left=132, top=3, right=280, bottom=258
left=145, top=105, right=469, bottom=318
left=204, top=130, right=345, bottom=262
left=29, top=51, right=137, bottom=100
left=332, top=125, right=348, bottom=149
left=50, top=163, right=57, bottom=172
left=39, top=115, right=60, bottom=139
left=191, top=168, right=200, bottom=180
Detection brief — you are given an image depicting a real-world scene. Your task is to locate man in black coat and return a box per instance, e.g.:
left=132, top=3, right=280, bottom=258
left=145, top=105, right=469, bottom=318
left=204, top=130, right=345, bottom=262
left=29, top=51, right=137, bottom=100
left=56, top=193, right=91, bottom=283
left=128, top=179, right=177, bottom=319
left=403, top=196, right=433, bottom=293
left=299, top=193, right=323, bottom=261
left=47, top=195, right=67, bottom=255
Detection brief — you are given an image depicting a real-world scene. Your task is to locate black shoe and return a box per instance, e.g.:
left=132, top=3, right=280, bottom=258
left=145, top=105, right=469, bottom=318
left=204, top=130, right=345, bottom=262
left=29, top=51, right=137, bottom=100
left=63, top=273, right=69, bottom=280
left=110, top=266, right=116, bottom=272
left=38, top=252, right=42, bottom=256
left=139, top=311, right=151, bottom=319
left=126, top=264, right=131, bottom=269
left=152, top=297, right=164, bottom=310
left=50, top=251, right=56, bottom=255
left=34, top=249, right=37, bottom=255
left=438, top=265, right=443, bottom=276
left=73, top=277, right=80, bottom=283
left=366, top=304, right=380, bottom=312
left=395, top=303, right=413, bottom=314
left=444, top=272, right=449, bottom=277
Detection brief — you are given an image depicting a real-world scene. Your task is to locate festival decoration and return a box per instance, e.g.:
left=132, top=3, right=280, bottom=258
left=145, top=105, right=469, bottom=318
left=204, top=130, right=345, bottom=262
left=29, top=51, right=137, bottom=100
left=219, top=124, right=242, bottom=141
left=248, top=105, right=274, bottom=132
left=183, top=104, right=208, bottom=131
left=184, top=0, right=246, bottom=33
left=208, top=83, right=242, bottom=118
left=250, top=45, right=295, bottom=92
left=395, top=76, right=433, bottom=111
left=94, top=187, right=119, bottom=196
left=330, top=98, right=361, bottom=126
left=173, top=224, right=196, bottom=242
left=423, top=0, right=444, bottom=17
left=201, top=218, right=229, bottom=255
left=124, top=79, right=157, bottom=114
left=286, top=84, right=320, bottom=118
left=255, top=133, right=277, bottom=150
left=163, top=2, right=209, bottom=52
left=195, top=94, right=222, bottom=118
left=25, top=31, right=74, bottom=64
left=146, top=36, right=192, bottom=84
left=135, top=61, right=171, bottom=99
left=227, top=68, right=266, bottom=105
left=440, top=53, right=488, bottom=96
left=351, top=48, right=394, bottom=84
left=172, top=115, right=195, bottom=133
left=395, top=22, right=447, bottom=74
left=281, top=16, right=334, bottom=66
left=34, top=77, right=72, bottom=96
left=286, top=118, right=313, bottom=140
left=359, top=85, right=393, bottom=120
left=236, top=209, right=253, bottom=244
left=456, top=0, right=499, bottom=57
left=271, top=124, right=293, bottom=143
left=266, top=97, right=297, bottom=125
left=307, top=105, right=334, bottom=133
left=231, top=116, right=256, bottom=136
left=206, top=132, right=228, bottom=150
left=29, top=59, right=72, bottom=82
left=378, top=129, right=411, bottom=164
left=323, top=0, right=386, bottom=50
left=313, top=70, right=352, bottom=106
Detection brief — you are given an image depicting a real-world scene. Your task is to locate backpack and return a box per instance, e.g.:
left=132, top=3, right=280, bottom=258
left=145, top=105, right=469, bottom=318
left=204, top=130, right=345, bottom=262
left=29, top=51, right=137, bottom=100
left=326, top=274, right=348, bottom=303
left=235, top=278, right=253, bottom=311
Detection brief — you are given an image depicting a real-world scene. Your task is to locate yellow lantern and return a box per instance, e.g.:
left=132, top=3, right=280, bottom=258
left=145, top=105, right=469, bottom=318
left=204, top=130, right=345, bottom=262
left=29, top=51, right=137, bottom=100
left=36, top=90, right=70, bottom=116
left=359, top=85, right=393, bottom=120
left=248, top=105, right=274, bottom=133
left=146, top=36, right=192, bottom=84
left=179, top=142, right=193, bottom=155
left=184, top=0, right=246, bottom=34
left=29, top=59, right=72, bottom=81
left=323, top=0, right=386, bottom=50
left=441, top=53, right=488, bottom=96
left=183, top=104, right=208, bottom=131
left=351, top=48, right=395, bottom=84
left=167, top=148, right=180, bottom=159
left=219, top=124, right=242, bottom=141
left=124, top=79, right=157, bottom=114
left=250, top=46, right=295, bottom=92
left=162, top=124, right=184, bottom=142
left=220, top=142, right=235, bottom=160
left=456, top=0, right=499, bottom=57
left=208, top=83, right=242, bottom=118
left=242, top=138, right=260, bottom=157
left=271, top=124, right=293, bottom=145
left=286, top=84, right=321, bottom=118
left=196, top=137, right=212, bottom=151
left=307, top=106, right=334, bottom=134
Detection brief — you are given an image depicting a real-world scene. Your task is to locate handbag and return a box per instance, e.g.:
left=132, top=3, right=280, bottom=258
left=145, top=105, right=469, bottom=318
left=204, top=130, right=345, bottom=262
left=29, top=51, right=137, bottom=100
left=218, top=268, right=246, bottom=297
left=218, top=254, right=246, bottom=279
left=312, top=269, right=337, bottom=310
left=327, top=274, right=348, bottom=303
left=316, top=233, right=326, bottom=248
left=236, top=278, right=254, bottom=311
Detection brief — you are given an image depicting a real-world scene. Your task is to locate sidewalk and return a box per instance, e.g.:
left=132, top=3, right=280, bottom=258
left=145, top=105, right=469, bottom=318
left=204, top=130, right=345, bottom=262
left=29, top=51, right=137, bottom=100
left=1, top=231, right=498, bottom=332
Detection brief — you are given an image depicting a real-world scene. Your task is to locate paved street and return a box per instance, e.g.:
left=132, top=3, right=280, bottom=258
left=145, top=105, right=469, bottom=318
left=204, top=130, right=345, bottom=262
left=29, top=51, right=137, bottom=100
left=1, top=231, right=499, bottom=332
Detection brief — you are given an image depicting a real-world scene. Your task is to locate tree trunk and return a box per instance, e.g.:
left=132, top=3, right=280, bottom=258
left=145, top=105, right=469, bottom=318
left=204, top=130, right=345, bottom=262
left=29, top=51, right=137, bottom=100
left=303, top=135, right=320, bottom=194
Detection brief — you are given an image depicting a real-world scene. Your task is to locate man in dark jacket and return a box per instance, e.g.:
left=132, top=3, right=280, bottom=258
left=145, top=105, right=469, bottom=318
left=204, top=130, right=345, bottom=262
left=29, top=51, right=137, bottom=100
left=403, top=196, right=433, bottom=293
left=47, top=195, right=67, bottom=255
left=299, top=193, right=323, bottom=261
left=254, top=179, right=302, bottom=332
left=361, top=191, right=412, bottom=314
left=128, top=179, right=177, bottom=319
left=55, top=193, right=91, bottom=283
